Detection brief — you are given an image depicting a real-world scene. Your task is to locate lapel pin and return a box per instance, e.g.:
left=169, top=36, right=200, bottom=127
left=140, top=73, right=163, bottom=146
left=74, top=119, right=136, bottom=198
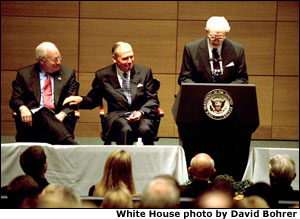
left=58, top=77, right=62, bottom=81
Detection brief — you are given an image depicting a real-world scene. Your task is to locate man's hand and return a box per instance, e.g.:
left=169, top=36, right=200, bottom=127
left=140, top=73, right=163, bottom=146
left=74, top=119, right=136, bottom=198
left=63, top=96, right=83, bottom=106
left=55, top=111, right=67, bottom=122
left=20, top=106, right=32, bottom=126
left=127, top=110, right=142, bottom=122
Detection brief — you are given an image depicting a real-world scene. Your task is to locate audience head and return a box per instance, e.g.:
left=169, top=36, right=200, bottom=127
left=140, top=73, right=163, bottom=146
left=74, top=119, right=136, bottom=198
left=112, top=42, right=134, bottom=73
left=19, top=146, right=47, bottom=179
left=35, top=41, right=62, bottom=73
left=7, top=175, right=40, bottom=208
left=141, top=176, right=180, bottom=208
left=269, top=154, right=296, bottom=186
left=243, top=182, right=273, bottom=207
left=100, top=186, right=134, bottom=208
left=189, top=153, right=216, bottom=181
left=94, top=149, right=137, bottom=196
left=235, top=195, right=270, bottom=208
left=211, top=176, right=235, bottom=198
left=40, top=183, right=81, bottom=205
left=195, top=188, right=233, bottom=208
left=205, top=16, right=230, bottom=48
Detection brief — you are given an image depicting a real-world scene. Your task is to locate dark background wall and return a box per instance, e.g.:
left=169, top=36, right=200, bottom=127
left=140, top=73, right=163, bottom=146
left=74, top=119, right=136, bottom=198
left=1, top=1, right=299, bottom=140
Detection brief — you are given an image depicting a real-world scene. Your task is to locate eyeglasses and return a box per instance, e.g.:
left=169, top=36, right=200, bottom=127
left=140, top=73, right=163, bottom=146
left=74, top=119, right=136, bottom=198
left=45, top=55, right=63, bottom=63
left=208, top=34, right=226, bottom=40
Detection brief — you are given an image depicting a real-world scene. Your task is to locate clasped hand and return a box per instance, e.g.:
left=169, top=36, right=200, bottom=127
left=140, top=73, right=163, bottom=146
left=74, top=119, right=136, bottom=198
left=126, top=111, right=142, bottom=122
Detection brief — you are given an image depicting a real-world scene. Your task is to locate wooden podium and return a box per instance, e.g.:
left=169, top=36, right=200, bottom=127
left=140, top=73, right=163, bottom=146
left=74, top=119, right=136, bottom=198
left=172, top=83, right=259, bottom=180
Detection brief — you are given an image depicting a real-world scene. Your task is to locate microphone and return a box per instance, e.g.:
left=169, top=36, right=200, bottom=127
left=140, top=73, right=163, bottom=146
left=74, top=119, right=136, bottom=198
left=218, top=57, right=224, bottom=76
left=209, top=58, right=214, bottom=75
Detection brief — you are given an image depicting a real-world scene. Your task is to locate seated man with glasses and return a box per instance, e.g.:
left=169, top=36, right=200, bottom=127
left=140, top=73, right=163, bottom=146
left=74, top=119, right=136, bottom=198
left=178, top=16, right=248, bottom=85
left=10, top=41, right=79, bottom=144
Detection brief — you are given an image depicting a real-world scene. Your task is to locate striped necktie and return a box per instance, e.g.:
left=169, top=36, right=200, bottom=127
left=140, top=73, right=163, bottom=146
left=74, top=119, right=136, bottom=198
left=122, top=72, right=131, bottom=105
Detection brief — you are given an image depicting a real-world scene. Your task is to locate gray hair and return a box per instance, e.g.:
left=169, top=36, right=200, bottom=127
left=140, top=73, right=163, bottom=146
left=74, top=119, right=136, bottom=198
left=269, top=154, right=296, bottom=183
left=141, top=178, right=180, bottom=208
left=205, top=16, right=231, bottom=32
left=112, top=42, right=132, bottom=56
left=35, top=42, right=58, bottom=61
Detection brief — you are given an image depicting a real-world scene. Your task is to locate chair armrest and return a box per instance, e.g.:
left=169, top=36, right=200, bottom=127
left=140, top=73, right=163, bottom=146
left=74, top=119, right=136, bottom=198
left=99, top=106, right=105, bottom=117
left=156, top=108, right=164, bottom=117
left=74, top=110, right=80, bottom=118
left=12, top=111, right=17, bottom=118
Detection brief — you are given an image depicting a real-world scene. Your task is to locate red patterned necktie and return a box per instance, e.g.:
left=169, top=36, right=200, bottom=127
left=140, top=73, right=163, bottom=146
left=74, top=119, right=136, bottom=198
left=43, top=74, right=55, bottom=109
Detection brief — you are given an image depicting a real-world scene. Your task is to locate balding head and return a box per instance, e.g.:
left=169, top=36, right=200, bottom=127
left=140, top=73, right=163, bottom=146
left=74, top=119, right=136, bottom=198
left=189, top=153, right=216, bottom=181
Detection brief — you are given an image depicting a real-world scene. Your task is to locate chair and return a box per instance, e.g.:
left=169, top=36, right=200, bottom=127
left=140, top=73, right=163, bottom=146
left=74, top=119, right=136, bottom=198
left=99, top=78, right=164, bottom=145
left=12, top=110, right=80, bottom=143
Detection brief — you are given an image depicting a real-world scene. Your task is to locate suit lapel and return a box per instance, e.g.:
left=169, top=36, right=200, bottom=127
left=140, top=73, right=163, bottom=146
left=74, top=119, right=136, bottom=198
left=53, top=70, right=63, bottom=107
left=221, top=40, right=234, bottom=67
left=130, top=66, right=139, bottom=103
left=30, top=64, right=41, bottom=104
left=199, top=39, right=215, bottom=82
left=110, top=65, right=128, bottom=100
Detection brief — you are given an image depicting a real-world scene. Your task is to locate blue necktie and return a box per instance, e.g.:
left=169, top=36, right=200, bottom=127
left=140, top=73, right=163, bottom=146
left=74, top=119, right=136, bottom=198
left=122, top=72, right=131, bottom=105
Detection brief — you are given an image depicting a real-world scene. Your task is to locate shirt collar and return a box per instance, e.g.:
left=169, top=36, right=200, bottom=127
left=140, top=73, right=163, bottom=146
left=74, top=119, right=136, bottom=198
left=207, top=38, right=222, bottom=58
left=116, top=65, right=130, bottom=79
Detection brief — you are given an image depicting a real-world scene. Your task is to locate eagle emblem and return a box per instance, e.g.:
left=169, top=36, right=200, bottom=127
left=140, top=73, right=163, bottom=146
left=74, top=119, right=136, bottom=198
left=203, top=89, right=233, bottom=120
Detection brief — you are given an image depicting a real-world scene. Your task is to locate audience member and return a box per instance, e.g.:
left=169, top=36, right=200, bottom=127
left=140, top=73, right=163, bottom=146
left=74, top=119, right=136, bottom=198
left=1, top=146, right=49, bottom=196
left=180, top=153, right=215, bottom=197
left=195, top=188, right=233, bottom=208
left=268, top=154, right=299, bottom=207
left=7, top=175, right=40, bottom=208
left=100, top=187, right=134, bottom=208
left=19, top=146, right=49, bottom=192
left=211, top=176, right=235, bottom=198
left=235, top=195, right=269, bottom=208
left=243, top=182, right=274, bottom=207
left=89, top=149, right=138, bottom=196
left=141, top=177, right=180, bottom=208
left=40, top=183, right=81, bottom=205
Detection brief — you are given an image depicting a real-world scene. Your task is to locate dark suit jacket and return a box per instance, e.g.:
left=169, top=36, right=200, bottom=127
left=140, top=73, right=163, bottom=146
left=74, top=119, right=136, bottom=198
left=10, top=63, right=78, bottom=115
left=80, top=64, right=159, bottom=138
left=178, top=38, right=248, bottom=85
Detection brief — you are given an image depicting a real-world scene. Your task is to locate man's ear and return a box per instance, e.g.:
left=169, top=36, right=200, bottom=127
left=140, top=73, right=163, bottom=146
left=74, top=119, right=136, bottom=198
left=112, top=55, right=117, bottom=63
left=188, top=167, right=192, bottom=174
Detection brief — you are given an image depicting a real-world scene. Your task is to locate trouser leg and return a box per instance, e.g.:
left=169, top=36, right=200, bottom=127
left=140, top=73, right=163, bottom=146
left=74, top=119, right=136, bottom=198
left=111, top=117, right=134, bottom=145
left=136, top=118, right=155, bottom=145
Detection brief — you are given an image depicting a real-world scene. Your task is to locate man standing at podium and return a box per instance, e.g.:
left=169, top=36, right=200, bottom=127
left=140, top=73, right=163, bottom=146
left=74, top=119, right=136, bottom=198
left=177, top=17, right=251, bottom=181
left=178, top=16, right=248, bottom=85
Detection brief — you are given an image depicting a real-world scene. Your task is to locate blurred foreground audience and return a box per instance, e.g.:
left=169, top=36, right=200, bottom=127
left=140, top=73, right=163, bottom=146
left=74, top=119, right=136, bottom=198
left=194, top=188, right=233, bottom=208
left=7, top=175, right=40, bottom=208
left=235, top=195, right=270, bottom=208
left=141, top=176, right=180, bottom=208
left=100, top=187, right=134, bottom=208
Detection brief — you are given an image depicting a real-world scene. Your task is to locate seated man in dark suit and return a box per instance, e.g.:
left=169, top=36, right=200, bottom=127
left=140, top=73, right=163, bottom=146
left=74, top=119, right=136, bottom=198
left=180, top=153, right=216, bottom=198
left=9, top=41, right=79, bottom=144
left=1, top=146, right=50, bottom=195
left=63, top=42, right=159, bottom=145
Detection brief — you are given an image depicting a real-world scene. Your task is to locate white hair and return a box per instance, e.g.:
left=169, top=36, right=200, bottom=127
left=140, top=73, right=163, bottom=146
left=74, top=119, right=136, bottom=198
left=205, top=16, right=231, bottom=32
left=35, top=42, right=58, bottom=61
left=269, top=154, right=296, bottom=182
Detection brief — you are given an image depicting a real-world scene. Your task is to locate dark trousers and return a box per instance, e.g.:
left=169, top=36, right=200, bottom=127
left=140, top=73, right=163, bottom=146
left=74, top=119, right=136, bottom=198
left=110, top=117, right=155, bottom=145
left=15, top=108, right=76, bottom=144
